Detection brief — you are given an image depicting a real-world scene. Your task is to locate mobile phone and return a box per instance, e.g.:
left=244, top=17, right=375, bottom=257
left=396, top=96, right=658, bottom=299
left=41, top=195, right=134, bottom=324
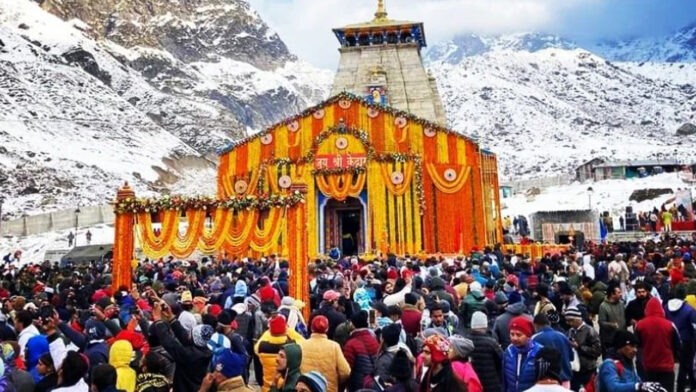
left=39, top=305, right=54, bottom=325
left=369, top=309, right=376, bottom=326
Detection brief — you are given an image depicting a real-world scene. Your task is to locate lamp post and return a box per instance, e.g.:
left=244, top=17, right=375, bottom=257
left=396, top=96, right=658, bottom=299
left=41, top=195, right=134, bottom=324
left=74, top=206, right=81, bottom=247
left=587, top=186, right=594, bottom=210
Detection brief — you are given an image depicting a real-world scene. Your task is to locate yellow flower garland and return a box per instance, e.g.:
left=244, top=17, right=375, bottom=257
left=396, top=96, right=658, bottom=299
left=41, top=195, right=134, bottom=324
left=425, top=164, right=471, bottom=194
left=379, top=161, right=414, bottom=196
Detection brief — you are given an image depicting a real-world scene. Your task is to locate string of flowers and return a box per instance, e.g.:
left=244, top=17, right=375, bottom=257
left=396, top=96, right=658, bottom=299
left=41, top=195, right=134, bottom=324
left=113, top=192, right=305, bottom=215
left=215, top=91, right=478, bottom=156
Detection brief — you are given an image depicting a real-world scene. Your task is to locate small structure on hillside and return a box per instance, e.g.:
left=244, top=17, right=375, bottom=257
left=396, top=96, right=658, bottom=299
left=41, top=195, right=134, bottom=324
left=500, top=185, right=513, bottom=199
left=576, top=158, right=682, bottom=182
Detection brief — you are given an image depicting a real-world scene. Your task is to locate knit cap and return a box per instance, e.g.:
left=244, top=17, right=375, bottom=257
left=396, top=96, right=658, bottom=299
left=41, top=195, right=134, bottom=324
left=192, top=324, right=214, bottom=348
left=311, top=316, right=329, bottom=334
left=564, top=306, right=582, bottom=320
left=509, top=316, right=534, bottom=337
left=297, top=371, right=328, bottom=392
left=470, top=311, right=488, bottom=330
left=213, top=349, right=247, bottom=378
left=269, top=315, right=287, bottom=336
left=449, top=335, right=475, bottom=359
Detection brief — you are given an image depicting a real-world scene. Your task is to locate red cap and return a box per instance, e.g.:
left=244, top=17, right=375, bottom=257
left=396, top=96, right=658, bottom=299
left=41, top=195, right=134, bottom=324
left=311, top=315, right=329, bottom=334
left=509, top=316, right=534, bottom=338
left=208, top=304, right=222, bottom=317
left=269, top=315, right=287, bottom=336
left=260, top=285, right=275, bottom=303
left=387, top=268, right=398, bottom=281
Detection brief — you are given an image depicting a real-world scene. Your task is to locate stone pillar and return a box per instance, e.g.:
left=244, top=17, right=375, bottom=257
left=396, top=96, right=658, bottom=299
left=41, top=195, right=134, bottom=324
left=112, top=182, right=135, bottom=292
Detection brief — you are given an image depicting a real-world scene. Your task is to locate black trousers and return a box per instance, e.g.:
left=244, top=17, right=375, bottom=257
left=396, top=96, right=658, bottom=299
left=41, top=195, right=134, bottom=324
left=677, top=340, right=695, bottom=392
left=644, top=371, right=675, bottom=392
left=572, top=369, right=595, bottom=392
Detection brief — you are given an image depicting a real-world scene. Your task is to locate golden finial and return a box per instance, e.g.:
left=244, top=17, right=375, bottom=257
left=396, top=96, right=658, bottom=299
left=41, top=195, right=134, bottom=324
left=374, top=0, right=388, bottom=21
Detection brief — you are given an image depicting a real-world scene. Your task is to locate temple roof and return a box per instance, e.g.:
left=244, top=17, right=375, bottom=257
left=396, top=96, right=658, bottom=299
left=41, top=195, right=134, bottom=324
left=332, top=1, right=426, bottom=48
left=215, top=91, right=482, bottom=156
left=339, top=0, right=418, bottom=29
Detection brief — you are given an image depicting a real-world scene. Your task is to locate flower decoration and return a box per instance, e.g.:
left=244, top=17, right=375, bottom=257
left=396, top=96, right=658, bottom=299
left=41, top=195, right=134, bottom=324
left=423, top=127, right=436, bottom=138
left=444, top=169, right=457, bottom=182
left=395, top=116, right=408, bottom=128
left=278, top=175, right=292, bottom=189
left=338, top=99, right=352, bottom=109
left=260, top=134, right=273, bottom=145
left=313, top=109, right=325, bottom=119
left=367, top=107, right=380, bottom=118
left=113, top=193, right=305, bottom=215
left=288, top=120, right=300, bottom=132
left=335, top=137, right=349, bottom=150
left=391, top=171, right=404, bottom=185
left=234, top=180, right=249, bottom=194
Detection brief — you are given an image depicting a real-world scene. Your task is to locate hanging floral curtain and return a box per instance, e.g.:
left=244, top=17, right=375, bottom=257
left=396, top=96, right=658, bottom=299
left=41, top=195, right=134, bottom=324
left=315, top=173, right=365, bottom=201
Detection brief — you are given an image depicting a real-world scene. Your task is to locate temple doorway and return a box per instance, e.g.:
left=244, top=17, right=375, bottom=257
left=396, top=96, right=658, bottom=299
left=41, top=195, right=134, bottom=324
left=324, top=197, right=365, bottom=256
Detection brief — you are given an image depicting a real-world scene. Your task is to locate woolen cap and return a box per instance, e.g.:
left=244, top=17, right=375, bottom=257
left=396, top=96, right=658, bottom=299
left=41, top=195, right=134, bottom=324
left=509, top=316, right=534, bottom=337
left=470, top=311, right=488, bottom=330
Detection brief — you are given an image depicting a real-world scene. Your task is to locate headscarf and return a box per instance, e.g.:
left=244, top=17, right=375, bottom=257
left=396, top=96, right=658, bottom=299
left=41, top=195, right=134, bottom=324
left=424, top=334, right=450, bottom=364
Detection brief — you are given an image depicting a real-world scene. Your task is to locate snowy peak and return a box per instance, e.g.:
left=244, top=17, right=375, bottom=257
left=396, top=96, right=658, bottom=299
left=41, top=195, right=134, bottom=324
left=425, top=32, right=577, bottom=64
left=37, top=0, right=294, bottom=70
left=593, top=21, right=696, bottom=62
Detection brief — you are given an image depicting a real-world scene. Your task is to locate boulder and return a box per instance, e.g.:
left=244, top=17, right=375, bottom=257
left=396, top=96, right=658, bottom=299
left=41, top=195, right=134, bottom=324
left=676, top=123, right=696, bottom=136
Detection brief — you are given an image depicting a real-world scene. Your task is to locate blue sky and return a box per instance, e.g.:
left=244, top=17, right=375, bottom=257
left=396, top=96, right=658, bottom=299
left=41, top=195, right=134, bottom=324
left=247, top=0, right=696, bottom=69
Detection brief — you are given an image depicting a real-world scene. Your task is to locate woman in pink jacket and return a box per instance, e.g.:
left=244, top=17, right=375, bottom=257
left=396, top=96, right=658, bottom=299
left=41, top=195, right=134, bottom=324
left=448, top=335, right=483, bottom=392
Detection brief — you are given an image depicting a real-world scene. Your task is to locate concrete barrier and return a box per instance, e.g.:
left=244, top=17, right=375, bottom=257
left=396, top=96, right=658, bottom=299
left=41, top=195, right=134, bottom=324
left=0, top=204, right=114, bottom=237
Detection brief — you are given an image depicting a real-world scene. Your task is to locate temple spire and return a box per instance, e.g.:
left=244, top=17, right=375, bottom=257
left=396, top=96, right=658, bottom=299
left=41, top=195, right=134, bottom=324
left=374, top=0, right=388, bottom=22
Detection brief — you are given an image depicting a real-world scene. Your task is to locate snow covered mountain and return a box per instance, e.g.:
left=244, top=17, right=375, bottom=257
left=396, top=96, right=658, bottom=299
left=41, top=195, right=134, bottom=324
left=0, top=0, right=332, bottom=218
left=593, top=22, right=696, bottom=63
left=426, top=32, right=696, bottom=180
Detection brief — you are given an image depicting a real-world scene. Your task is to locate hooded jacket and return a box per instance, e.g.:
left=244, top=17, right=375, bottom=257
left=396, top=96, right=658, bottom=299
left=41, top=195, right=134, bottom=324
left=254, top=329, right=304, bottom=392
left=459, top=290, right=487, bottom=329
left=665, top=298, right=696, bottom=342
left=270, top=343, right=302, bottom=392
left=110, top=340, right=136, bottom=392
left=493, top=302, right=530, bottom=348
left=26, top=334, right=49, bottom=383
left=153, top=320, right=213, bottom=392
left=635, top=297, right=681, bottom=372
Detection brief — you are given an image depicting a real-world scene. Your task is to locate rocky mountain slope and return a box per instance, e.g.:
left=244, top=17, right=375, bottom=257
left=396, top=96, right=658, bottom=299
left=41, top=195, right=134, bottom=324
left=0, top=0, right=332, bottom=218
left=426, top=32, right=696, bottom=180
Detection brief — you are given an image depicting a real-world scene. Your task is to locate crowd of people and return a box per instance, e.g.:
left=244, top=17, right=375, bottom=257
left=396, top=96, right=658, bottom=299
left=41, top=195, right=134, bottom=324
left=0, top=235, right=695, bottom=392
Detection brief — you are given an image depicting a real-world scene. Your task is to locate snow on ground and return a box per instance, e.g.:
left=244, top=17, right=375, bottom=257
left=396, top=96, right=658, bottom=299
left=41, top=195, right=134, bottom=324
left=2, top=173, right=692, bottom=265
left=502, top=172, right=693, bottom=219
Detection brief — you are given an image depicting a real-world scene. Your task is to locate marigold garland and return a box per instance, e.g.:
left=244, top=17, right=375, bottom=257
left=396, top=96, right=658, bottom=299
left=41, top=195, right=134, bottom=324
left=425, top=164, right=471, bottom=194
left=114, top=192, right=305, bottom=215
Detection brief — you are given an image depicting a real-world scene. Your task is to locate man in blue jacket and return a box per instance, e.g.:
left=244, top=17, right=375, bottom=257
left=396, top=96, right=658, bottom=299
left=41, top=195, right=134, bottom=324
left=503, top=316, right=543, bottom=392
left=598, top=330, right=666, bottom=392
left=532, top=312, right=573, bottom=389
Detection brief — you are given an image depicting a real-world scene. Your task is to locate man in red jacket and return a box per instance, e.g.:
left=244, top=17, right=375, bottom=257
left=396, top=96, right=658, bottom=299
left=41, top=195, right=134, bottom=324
left=635, top=297, right=681, bottom=392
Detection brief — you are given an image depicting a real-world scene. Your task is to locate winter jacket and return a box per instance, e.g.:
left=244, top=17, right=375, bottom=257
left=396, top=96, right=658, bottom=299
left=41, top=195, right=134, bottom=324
left=343, top=328, right=380, bottom=392
left=459, top=291, right=487, bottom=329
left=153, top=320, right=212, bottom=392
left=589, top=281, right=608, bottom=315
left=598, top=298, right=625, bottom=346
left=493, top=302, right=530, bottom=348
left=624, top=296, right=649, bottom=326
left=298, top=333, right=350, bottom=392
left=109, top=340, right=136, bottom=392
left=502, top=340, right=543, bottom=392
left=567, top=322, right=601, bottom=372
left=25, top=334, right=49, bottom=383
left=57, top=322, right=109, bottom=371
left=134, top=373, right=170, bottom=392
left=216, top=376, right=256, bottom=392
left=254, top=329, right=304, bottom=392
left=598, top=357, right=640, bottom=392
left=466, top=330, right=503, bottom=392
left=451, top=360, right=483, bottom=392
left=374, top=345, right=414, bottom=382
left=310, top=304, right=347, bottom=340
left=269, top=343, right=302, bottom=392
left=401, top=305, right=422, bottom=336
left=52, top=378, right=89, bottom=392
left=635, top=297, right=681, bottom=372
left=665, top=298, right=696, bottom=342
left=419, top=361, right=467, bottom=392
left=532, top=327, right=572, bottom=382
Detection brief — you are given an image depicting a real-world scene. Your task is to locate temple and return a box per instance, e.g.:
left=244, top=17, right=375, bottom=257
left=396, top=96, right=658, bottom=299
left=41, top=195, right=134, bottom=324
left=331, top=0, right=447, bottom=125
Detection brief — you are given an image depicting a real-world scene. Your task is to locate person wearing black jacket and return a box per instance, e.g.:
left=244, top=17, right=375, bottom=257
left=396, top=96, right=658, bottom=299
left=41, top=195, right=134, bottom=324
left=309, top=290, right=346, bottom=340
left=466, top=311, right=503, bottom=392
left=151, top=301, right=213, bottom=392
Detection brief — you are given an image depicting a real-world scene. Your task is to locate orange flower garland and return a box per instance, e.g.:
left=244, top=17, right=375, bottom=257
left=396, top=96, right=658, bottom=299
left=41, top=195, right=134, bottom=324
left=425, top=164, right=471, bottom=194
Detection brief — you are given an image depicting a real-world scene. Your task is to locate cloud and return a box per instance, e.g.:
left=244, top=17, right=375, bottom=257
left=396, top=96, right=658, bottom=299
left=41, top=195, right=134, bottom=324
left=247, top=0, right=696, bottom=69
